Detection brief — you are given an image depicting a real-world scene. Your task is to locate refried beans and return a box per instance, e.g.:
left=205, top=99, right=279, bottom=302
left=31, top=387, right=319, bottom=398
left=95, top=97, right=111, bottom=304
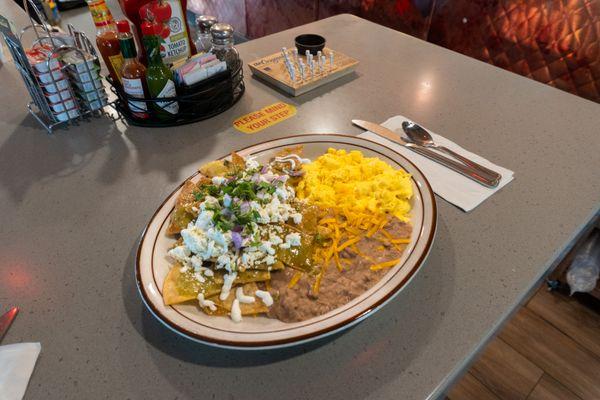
left=267, top=218, right=412, bottom=322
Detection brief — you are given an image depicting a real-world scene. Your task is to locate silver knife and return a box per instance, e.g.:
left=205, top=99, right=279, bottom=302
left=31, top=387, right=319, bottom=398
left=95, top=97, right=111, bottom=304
left=0, top=306, right=19, bottom=342
left=352, top=119, right=500, bottom=188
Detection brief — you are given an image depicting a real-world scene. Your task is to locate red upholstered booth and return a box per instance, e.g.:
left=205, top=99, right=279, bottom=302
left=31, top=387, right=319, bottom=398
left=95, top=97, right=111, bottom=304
left=188, top=0, right=600, bottom=103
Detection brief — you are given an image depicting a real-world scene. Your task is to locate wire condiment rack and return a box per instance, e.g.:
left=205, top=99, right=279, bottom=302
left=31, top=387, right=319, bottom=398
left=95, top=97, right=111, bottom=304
left=0, top=0, right=114, bottom=134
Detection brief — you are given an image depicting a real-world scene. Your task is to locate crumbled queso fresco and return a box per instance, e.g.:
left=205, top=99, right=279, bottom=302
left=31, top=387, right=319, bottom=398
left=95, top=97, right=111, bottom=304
left=168, top=156, right=306, bottom=322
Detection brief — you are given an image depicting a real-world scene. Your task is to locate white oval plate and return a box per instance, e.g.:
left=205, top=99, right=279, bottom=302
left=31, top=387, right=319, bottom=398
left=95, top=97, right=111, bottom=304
left=136, top=134, right=437, bottom=349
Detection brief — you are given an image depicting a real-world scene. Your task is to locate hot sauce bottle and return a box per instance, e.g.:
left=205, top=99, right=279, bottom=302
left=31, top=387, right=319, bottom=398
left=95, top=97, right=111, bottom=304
left=116, top=20, right=150, bottom=119
left=86, top=0, right=123, bottom=84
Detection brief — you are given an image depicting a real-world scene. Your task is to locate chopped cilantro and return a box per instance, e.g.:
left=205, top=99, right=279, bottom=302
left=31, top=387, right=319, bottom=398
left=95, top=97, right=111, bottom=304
left=216, top=219, right=233, bottom=231
left=206, top=185, right=220, bottom=197
left=193, top=190, right=205, bottom=201
left=222, top=185, right=234, bottom=195
left=234, top=213, right=250, bottom=225
left=257, top=181, right=276, bottom=194
left=205, top=204, right=219, bottom=213
left=230, top=204, right=241, bottom=217
left=232, top=181, right=256, bottom=200
left=195, top=163, right=291, bottom=234
left=235, top=211, right=258, bottom=225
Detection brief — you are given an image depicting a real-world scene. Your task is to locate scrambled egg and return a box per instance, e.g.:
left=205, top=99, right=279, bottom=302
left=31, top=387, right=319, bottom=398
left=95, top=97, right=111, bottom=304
left=297, top=148, right=413, bottom=221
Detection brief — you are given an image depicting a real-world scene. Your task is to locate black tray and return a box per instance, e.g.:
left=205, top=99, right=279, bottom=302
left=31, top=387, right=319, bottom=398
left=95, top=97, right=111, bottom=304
left=108, top=59, right=244, bottom=127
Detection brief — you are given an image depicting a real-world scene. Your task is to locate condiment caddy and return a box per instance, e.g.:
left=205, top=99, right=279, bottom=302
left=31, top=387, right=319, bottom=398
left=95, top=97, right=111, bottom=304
left=108, top=57, right=244, bottom=127
left=103, top=8, right=244, bottom=127
left=0, top=0, right=245, bottom=132
left=0, top=0, right=113, bottom=134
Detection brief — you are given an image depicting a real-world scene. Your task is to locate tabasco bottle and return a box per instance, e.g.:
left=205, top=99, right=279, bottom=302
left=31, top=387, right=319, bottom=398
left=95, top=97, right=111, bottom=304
left=118, top=0, right=194, bottom=66
left=116, top=20, right=150, bottom=119
left=86, top=0, right=123, bottom=84
left=141, top=22, right=179, bottom=118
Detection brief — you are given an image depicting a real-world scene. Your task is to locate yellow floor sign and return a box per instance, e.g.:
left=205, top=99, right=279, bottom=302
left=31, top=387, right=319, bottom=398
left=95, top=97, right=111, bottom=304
left=233, top=102, right=296, bottom=134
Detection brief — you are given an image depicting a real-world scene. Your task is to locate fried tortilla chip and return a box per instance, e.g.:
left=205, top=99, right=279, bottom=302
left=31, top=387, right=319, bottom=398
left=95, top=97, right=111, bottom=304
left=162, top=264, right=271, bottom=306
left=273, top=225, right=318, bottom=275
left=200, top=304, right=228, bottom=316
left=198, top=160, right=230, bottom=177
left=198, top=152, right=246, bottom=178
left=163, top=265, right=198, bottom=305
left=230, top=151, right=246, bottom=170
left=167, top=180, right=199, bottom=235
left=204, top=282, right=269, bottom=315
left=275, top=145, right=304, bottom=158
left=293, top=204, right=319, bottom=235
left=244, top=260, right=284, bottom=271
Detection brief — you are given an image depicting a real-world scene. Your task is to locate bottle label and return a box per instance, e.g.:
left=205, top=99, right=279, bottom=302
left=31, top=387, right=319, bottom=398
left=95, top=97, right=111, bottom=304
left=122, top=77, right=148, bottom=117
left=87, top=0, right=113, bottom=27
left=156, top=79, right=179, bottom=114
left=153, top=0, right=191, bottom=65
left=108, top=54, right=123, bottom=83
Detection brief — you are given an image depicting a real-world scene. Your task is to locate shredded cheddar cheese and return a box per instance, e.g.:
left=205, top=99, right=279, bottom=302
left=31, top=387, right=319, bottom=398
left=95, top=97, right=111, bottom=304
left=334, top=252, right=342, bottom=271
left=370, top=258, right=402, bottom=271
left=390, top=238, right=411, bottom=244
left=298, top=148, right=414, bottom=294
left=288, top=271, right=303, bottom=288
left=312, top=270, right=324, bottom=294
left=336, top=237, right=361, bottom=252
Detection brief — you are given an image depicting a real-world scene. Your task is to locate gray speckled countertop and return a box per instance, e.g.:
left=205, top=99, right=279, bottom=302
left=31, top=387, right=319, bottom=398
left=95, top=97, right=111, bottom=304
left=1, top=4, right=599, bottom=399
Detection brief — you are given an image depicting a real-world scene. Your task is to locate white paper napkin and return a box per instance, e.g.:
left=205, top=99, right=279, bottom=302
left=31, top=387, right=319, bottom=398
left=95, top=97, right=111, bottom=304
left=359, top=116, right=514, bottom=212
left=0, top=343, right=41, bottom=400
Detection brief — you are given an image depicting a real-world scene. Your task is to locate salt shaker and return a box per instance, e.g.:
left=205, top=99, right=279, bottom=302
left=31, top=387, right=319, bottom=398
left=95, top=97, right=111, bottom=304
left=195, top=15, right=218, bottom=54
left=210, top=23, right=239, bottom=69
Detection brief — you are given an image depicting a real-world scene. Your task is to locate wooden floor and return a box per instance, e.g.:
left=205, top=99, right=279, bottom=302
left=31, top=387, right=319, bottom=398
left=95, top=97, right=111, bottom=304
left=446, top=287, right=600, bottom=400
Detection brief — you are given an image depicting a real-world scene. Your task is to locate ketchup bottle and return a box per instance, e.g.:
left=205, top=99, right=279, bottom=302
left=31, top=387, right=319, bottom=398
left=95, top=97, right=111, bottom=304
left=118, top=0, right=195, bottom=65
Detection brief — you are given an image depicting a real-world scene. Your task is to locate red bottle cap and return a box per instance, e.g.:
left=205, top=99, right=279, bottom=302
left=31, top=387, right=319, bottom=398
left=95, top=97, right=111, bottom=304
left=115, top=20, right=131, bottom=33
left=141, top=21, right=158, bottom=36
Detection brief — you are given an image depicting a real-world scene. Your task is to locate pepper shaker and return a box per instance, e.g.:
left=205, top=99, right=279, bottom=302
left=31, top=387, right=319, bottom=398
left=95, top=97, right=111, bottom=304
left=210, top=23, right=239, bottom=69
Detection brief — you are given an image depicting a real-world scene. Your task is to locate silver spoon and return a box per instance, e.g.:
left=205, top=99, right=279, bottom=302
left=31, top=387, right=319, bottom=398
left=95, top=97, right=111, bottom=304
left=402, top=121, right=502, bottom=185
